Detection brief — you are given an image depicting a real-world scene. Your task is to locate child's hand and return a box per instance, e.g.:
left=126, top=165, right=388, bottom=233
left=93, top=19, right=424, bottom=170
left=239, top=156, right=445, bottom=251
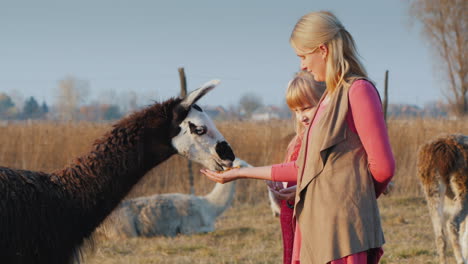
left=266, top=180, right=283, bottom=191
left=270, top=185, right=297, bottom=202
left=383, top=181, right=395, bottom=195
left=200, top=167, right=240, bottom=184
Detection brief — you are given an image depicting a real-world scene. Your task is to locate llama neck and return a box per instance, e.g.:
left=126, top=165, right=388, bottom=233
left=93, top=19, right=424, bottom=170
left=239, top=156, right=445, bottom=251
left=53, top=100, right=178, bottom=234
left=204, top=181, right=236, bottom=217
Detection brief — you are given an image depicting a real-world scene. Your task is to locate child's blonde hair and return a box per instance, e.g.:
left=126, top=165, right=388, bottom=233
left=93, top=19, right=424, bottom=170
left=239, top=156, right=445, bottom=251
left=290, top=11, right=368, bottom=93
left=286, top=71, right=325, bottom=134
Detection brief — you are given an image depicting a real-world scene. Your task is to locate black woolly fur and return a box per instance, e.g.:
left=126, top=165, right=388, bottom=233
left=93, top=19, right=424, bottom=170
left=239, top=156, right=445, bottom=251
left=0, top=97, right=189, bottom=264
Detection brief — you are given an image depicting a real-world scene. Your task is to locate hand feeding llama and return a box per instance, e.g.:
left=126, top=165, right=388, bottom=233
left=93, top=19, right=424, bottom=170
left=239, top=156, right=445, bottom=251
left=0, top=80, right=235, bottom=264
left=418, top=134, right=468, bottom=264
left=99, top=158, right=251, bottom=238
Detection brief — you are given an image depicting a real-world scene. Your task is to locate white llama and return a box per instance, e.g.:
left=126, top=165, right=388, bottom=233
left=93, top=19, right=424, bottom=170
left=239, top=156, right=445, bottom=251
left=99, top=158, right=251, bottom=238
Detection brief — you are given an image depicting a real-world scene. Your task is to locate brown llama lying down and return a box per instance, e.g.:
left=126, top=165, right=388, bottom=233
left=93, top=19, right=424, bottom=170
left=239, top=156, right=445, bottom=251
left=0, top=80, right=235, bottom=264
left=98, top=158, right=251, bottom=238
left=417, top=134, right=468, bottom=264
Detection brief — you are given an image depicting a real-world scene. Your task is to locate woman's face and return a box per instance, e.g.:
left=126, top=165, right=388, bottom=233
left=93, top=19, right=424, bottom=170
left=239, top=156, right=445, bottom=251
left=293, top=104, right=316, bottom=127
left=296, top=44, right=328, bottom=82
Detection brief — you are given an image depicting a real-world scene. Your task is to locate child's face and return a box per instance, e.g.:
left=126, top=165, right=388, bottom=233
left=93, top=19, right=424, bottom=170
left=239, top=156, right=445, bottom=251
left=293, top=104, right=316, bottom=127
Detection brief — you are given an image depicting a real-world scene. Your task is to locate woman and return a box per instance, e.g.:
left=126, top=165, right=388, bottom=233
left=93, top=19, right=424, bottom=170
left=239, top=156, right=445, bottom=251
left=201, top=11, right=395, bottom=264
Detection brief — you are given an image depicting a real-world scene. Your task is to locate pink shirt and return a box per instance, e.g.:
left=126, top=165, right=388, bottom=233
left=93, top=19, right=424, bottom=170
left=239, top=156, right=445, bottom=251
left=271, top=80, right=395, bottom=264
left=271, top=80, right=395, bottom=197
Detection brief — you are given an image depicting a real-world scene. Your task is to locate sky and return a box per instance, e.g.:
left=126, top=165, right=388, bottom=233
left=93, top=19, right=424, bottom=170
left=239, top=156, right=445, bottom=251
left=0, top=0, right=442, bottom=109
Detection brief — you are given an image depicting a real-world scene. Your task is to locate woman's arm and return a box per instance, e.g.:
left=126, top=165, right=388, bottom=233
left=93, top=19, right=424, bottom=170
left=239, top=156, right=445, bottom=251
left=271, top=161, right=298, bottom=182
left=201, top=161, right=298, bottom=184
left=201, top=166, right=273, bottom=183
left=348, top=80, right=396, bottom=197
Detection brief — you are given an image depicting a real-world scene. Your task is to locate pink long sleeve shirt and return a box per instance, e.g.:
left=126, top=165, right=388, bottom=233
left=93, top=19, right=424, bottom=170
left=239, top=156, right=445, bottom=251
left=272, top=80, right=394, bottom=264
left=271, top=80, right=395, bottom=198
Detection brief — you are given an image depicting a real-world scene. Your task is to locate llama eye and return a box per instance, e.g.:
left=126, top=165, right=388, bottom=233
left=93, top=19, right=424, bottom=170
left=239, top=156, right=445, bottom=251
left=195, top=127, right=206, bottom=135
left=188, top=122, right=207, bottom=135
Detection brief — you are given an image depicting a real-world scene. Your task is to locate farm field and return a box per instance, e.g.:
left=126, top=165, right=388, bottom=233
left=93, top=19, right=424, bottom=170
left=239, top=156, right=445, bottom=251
left=0, top=118, right=466, bottom=263
left=83, top=195, right=452, bottom=264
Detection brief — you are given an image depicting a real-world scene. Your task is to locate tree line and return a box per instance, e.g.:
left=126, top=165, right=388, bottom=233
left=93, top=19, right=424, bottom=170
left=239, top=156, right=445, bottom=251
left=0, top=92, right=123, bottom=122
left=0, top=76, right=281, bottom=122
left=0, top=94, right=49, bottom=120
left=0, top=77, right=124, bottom=122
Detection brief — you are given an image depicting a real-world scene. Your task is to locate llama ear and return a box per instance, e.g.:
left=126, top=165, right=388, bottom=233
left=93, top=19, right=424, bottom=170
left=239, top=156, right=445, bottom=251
left=179, top=79, right=220, bottom=110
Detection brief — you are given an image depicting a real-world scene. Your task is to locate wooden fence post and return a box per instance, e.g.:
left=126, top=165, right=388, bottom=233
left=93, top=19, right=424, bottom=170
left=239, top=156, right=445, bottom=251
left=383, top=70, right=389, bottom=123
left=178, top=68, right=187, bottom=98
left=178, top=67, right=195, bottom=195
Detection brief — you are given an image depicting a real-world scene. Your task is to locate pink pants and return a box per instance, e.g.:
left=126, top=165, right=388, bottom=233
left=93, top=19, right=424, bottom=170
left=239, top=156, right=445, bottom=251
left=279, top=200, right=295, bottom=264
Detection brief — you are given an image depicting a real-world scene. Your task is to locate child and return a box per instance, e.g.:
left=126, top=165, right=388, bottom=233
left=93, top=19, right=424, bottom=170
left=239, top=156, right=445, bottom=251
left=267, top=70, right=325, bottom=264
left=201, top=11, right=395, bottom=264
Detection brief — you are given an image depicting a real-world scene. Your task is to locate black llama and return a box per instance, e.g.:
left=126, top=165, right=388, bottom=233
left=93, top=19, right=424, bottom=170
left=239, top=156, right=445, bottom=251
left=0, top=80, right=235, bottom=264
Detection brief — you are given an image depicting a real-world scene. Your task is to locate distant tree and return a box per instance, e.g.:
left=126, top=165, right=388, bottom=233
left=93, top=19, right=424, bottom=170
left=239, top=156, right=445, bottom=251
left=22, top=96, right=43, bottom=119
left=41, top=102, right=49, bottom=114
left=0, top=93, right=18, bottom=120
left=56, top=76, right=89, bottom=121
left=102, top=104, right=122, bottom=121
left=0, top=93, right=15, bottom=112
left=22, top=97, right=48, bottom=120
left=409, top=0, right=467, bottom=116
left=239, top=93, right=264, bottom=118
left=78, top=103, right=122, bottom=121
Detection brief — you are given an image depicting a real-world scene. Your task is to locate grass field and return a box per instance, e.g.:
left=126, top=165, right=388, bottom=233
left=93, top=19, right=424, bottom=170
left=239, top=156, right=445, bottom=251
left=82, top=195, right=450, bottom=264
left=0, top=118, right=467, bottom=263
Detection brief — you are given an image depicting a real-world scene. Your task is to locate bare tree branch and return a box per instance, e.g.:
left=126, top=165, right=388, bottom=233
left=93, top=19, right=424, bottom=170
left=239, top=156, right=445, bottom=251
left=410, top=0, right=467, bottom=116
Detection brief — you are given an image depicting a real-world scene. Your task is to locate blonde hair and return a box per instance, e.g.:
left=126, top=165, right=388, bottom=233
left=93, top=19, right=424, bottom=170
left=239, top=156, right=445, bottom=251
left=286, top=71, right=325, bottom=134
left=290, top=11, right=368, bottom=93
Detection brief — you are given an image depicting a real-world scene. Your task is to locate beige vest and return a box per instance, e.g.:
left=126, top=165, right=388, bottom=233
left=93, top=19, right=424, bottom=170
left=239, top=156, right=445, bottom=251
left=294, top=79, right=385, bottom=263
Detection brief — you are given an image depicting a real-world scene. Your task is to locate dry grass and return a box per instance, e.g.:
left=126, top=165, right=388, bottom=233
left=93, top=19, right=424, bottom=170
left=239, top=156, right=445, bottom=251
left=83, top=204, right=283, bottom=264
left=82, top=196, right=448, bottom=264
left=387, top=118, right=468, bottom=196
left=0, top=118, right=467, bottom=263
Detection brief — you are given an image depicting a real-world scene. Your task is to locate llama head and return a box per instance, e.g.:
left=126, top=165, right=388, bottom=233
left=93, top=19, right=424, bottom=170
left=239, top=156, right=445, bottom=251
left=171, top=80, right=235, bottom=170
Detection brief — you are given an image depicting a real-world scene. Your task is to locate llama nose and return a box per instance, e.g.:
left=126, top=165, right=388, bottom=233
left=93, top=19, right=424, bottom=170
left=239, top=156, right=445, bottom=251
left=215, top=141, right=235, bottom=162
left=221, top=160, right=233, bottom=168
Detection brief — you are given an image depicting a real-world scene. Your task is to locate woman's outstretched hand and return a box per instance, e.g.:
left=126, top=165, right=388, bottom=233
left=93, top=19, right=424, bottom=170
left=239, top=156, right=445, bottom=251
left=200, top=167, right=241, bottom=184
left=201, top=165, right=273, bottom=183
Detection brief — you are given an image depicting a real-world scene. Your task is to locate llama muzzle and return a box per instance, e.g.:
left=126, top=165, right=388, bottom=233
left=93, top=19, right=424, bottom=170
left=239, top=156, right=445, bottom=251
left=215, top=141, right=235, bottom=167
